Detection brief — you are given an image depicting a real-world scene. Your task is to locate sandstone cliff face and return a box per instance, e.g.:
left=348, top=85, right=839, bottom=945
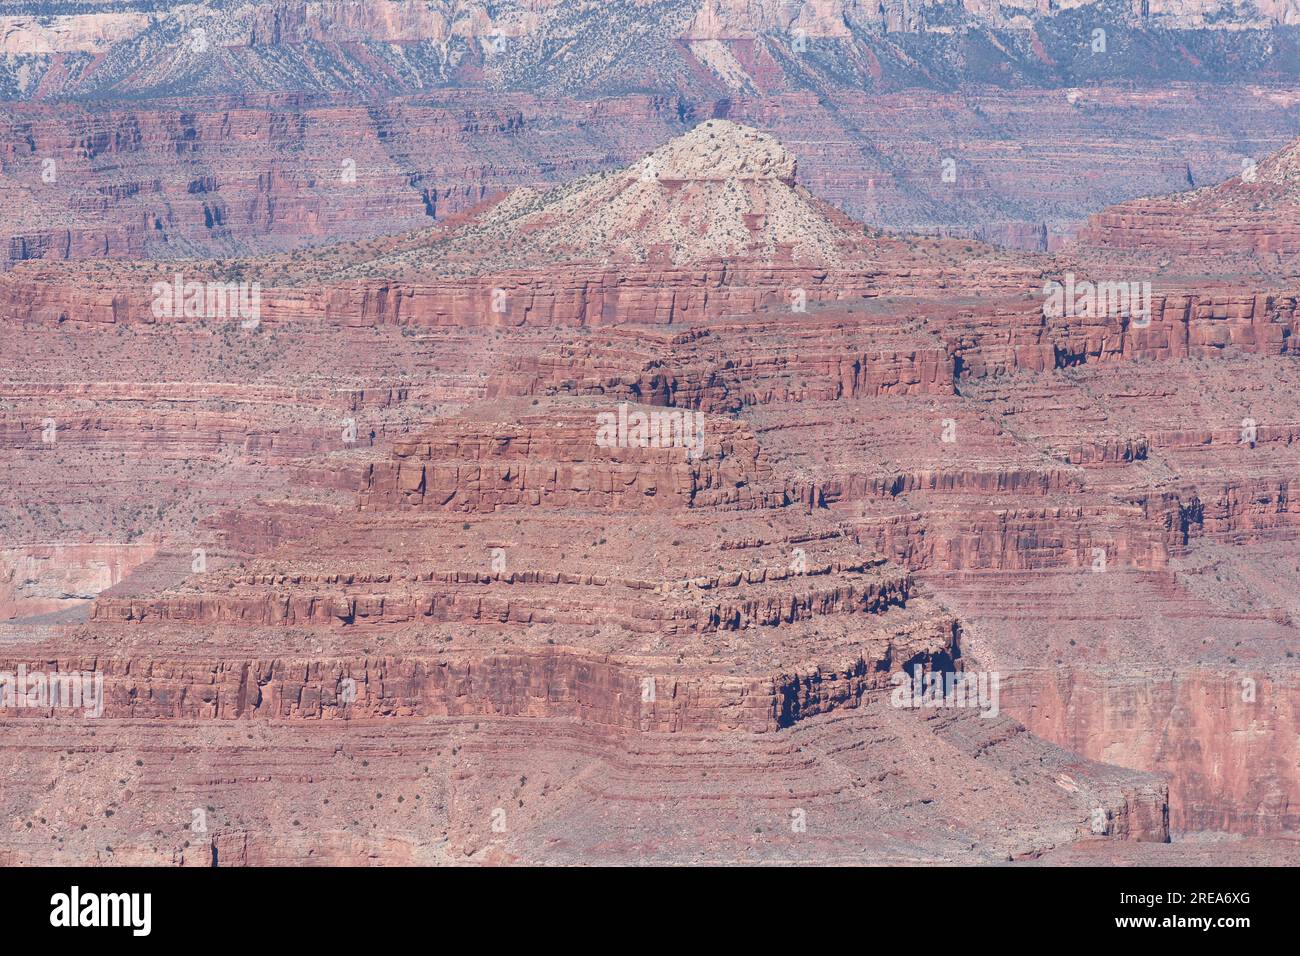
left=0, top=11, right=151, bottom=54
left=0, top=543, right=156, bottom=620
left=7, top=85, right=1300, bottom=268
left=5, top=0, right=1297, bottom=66
left=378, top=119, right=841, bottom=271
left=7, top=0, right=1300, bottom=269
left=3, top=118, right=1296, bottom=865
left=1076, top=134, right=1300, bottom=262
left=0, top=640, right=962, bottom=735
left=1002, top=669, right=1300, bottom=834
left=1, top=94, right=658, bottom=267
left=0, top=701, right=1168, bottom=865
left=0, top=115, right=1044, bottom=328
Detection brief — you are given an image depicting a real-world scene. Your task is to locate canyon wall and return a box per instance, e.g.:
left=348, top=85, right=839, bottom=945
left=1003, top=669, right=1300, bottom=834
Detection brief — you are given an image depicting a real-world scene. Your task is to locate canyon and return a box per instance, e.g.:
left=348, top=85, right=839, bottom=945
left=8, top=1, right=1300, bottom=266
left=0, top=1, right=1297, bottom=867
left=2, top=113, right=1289, bottom=868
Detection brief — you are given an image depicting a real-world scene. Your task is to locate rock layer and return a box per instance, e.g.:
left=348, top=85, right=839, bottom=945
left=1, top=119, right=1296, bottom=865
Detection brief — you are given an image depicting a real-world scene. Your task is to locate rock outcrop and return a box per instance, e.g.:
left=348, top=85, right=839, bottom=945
left=1, top=118, right=1295, bottom=866
left=1076, top=134, right=1300, bottom=264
